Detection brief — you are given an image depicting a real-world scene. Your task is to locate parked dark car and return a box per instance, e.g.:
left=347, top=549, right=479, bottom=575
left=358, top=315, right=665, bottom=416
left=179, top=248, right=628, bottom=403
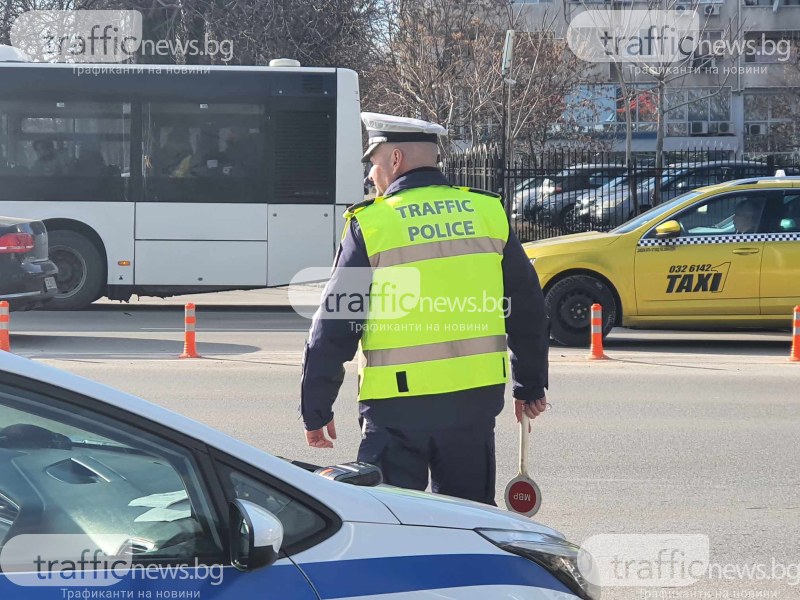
left=512, top=164, right=627, bottom=224
left=577, top=161, right=785, bottom=229
left=0, top=216, right=58, bottom=310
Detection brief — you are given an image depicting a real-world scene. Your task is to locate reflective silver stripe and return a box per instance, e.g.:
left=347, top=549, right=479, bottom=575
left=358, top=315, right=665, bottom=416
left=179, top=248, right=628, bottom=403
left=185, top=306, right=196, bottom=332
left=591, top=306, right=602, bottom=334
left=370, top=237, right=505, bottom=269
left=361, top=334, right=506, bottom=368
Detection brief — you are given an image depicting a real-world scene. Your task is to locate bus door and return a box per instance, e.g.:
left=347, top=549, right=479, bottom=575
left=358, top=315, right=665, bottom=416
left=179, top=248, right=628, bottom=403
left=266, top=97, right=337, bottom=286
left=135, top=102, right=269, bottom=287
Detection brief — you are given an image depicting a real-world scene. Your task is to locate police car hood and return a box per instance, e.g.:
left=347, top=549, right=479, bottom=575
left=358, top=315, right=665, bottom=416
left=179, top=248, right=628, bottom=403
left=364, top=485, right=564, bottom=537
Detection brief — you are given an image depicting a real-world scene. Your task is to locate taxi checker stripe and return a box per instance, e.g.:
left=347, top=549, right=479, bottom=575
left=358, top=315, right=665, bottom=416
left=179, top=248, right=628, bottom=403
left=361, top=334, right=507, bottom=367
left=369, top=236, right=505, bottom=269
left=639, top=231, right=800, bottom=247
left=302, top=553, right=573, bottom=598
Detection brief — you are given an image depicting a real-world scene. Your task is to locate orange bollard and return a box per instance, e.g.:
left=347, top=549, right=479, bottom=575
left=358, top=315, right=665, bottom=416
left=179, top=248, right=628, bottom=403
left=0, top=301, right=9, bottom=353
left=179, top=303, right=201, bottom=359
left=587, top=303, right=608, bottom=360
left=791, top=306, right=800, bottom=362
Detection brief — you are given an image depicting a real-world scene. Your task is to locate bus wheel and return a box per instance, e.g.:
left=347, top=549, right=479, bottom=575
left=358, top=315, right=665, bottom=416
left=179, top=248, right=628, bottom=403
left=545, top=275, right=617, bottom=347
left=47, top=231, right=105, bottom=310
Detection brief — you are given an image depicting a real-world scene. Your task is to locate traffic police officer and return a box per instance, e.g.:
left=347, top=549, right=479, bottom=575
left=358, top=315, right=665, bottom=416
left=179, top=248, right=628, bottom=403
left=300, top=112, right=549, bottom=505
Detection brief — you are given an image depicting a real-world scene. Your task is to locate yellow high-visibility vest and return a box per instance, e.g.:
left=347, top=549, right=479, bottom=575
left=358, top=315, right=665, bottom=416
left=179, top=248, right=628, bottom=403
left=345, top=185, right=510, bottom=400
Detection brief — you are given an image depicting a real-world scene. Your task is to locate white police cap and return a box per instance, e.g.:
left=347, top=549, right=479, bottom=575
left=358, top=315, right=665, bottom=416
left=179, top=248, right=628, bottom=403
left=361, top=112, right=448, bottom=162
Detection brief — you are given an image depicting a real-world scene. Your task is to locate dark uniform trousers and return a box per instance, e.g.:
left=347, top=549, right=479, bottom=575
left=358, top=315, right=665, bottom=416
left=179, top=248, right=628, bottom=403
left=357, top=416, right=497, bottom=506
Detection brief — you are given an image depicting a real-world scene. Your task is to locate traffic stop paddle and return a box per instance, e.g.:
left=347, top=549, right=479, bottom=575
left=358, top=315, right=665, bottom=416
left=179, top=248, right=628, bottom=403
left=504, top=414, right=542, bottom=517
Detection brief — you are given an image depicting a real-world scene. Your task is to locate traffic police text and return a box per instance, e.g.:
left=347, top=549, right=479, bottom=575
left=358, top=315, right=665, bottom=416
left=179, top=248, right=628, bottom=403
left=397, top=200, right=476, bottom=242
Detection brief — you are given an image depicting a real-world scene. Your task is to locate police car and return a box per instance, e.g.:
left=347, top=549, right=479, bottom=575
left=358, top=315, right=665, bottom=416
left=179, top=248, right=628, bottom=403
left=0, top=352, right=597, bottom=599
left=525, top=174, right=800, bottom=346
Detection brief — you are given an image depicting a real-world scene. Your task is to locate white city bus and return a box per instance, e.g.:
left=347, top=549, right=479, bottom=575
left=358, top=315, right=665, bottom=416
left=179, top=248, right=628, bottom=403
left=0, top=55, right=362, bottom=309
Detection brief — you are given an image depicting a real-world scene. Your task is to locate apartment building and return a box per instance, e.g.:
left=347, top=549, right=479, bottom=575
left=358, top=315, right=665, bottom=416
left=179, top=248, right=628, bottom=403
left=518, top=0, right=800, bottom=156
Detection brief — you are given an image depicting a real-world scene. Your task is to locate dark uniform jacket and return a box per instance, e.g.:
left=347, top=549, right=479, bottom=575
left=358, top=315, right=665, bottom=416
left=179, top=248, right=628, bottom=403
left=300, top=167, right=549, bottom=431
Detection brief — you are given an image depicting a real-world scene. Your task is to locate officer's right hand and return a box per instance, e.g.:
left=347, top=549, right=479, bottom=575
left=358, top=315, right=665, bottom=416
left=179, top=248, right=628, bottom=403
left=305, top=419, right=337, bottom=449
left=514, top=396, right=547, bottom=432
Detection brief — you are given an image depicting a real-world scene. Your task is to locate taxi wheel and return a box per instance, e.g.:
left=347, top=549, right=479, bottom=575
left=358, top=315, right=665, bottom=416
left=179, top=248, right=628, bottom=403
left=545, top=275, right=617, bottom=347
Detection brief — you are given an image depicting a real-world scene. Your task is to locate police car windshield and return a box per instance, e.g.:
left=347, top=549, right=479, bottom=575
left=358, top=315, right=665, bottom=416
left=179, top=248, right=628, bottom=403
left=611, top=191, right=703, bottom=234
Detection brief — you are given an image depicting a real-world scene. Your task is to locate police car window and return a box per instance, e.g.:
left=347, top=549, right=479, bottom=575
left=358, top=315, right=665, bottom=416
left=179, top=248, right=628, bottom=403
left=0, top=384, right=223, bottom=565
left=221, top=466, right=328, bottom=552
left=670, top=192, right=768, bottom=236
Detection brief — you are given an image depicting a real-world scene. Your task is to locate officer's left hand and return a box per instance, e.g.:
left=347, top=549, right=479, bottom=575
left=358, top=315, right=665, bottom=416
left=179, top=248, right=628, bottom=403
left=306, top=419, right=337, bottom=449
left=514, top=396, right=547, bottom=432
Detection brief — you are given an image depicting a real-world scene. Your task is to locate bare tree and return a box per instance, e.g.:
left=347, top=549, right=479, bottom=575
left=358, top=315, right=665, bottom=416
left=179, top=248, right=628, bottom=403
left=2, top=0, right=383, bottom=68
left=566, top=0, right=747, bottom=204
left=363, top=0, right=595, bottom=157
left=757, top=38, right=800, bottom=158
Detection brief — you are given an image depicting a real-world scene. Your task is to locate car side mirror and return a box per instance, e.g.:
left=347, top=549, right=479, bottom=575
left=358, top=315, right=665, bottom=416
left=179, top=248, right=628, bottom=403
left=229, top=499, right=284, bottom=572
left=654, top=220, right=681, bottom=238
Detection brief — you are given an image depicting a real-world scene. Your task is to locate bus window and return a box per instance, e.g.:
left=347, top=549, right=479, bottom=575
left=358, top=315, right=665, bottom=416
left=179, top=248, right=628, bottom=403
left=0, top=101, right=130, bottom=202
left=142, top=103, right=265, bottom=203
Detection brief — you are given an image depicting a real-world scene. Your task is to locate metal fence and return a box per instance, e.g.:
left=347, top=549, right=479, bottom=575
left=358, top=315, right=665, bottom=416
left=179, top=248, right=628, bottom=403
left=442, top=147, right=800, bottom=243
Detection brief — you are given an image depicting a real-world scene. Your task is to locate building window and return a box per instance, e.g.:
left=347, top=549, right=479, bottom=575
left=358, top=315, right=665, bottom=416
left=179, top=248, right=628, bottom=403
left=560, top=84, right=618, bottom=133
left=664, top=88, right=732, bottom=135
left=560, top=84, right=661, bottom=134
left=744, top=0, right=800, bottom=7
left=559, top=85, right=733, bottom=137
left=743, top=32, right=798, bottom=63
left=744, top=92, right=798, bottom=153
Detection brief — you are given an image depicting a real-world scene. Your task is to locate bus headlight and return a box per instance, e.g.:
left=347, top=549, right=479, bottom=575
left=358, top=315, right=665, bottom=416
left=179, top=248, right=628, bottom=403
left=477, top=529, right=600, bottom=600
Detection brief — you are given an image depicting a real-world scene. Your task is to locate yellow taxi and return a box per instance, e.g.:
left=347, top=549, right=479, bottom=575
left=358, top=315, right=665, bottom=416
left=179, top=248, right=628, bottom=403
left=524, top=175, right=800, bottom=346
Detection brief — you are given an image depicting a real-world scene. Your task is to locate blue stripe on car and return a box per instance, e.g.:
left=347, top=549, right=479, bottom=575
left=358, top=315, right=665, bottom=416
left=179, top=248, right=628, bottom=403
left=300, top=553, right=574, bottom=599
left=0, top=554, right=574, bottom=599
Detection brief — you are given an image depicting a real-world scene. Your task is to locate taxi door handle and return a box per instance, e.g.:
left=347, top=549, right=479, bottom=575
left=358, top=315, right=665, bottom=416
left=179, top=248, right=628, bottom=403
left=732, top=248, right=760, bottom=255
